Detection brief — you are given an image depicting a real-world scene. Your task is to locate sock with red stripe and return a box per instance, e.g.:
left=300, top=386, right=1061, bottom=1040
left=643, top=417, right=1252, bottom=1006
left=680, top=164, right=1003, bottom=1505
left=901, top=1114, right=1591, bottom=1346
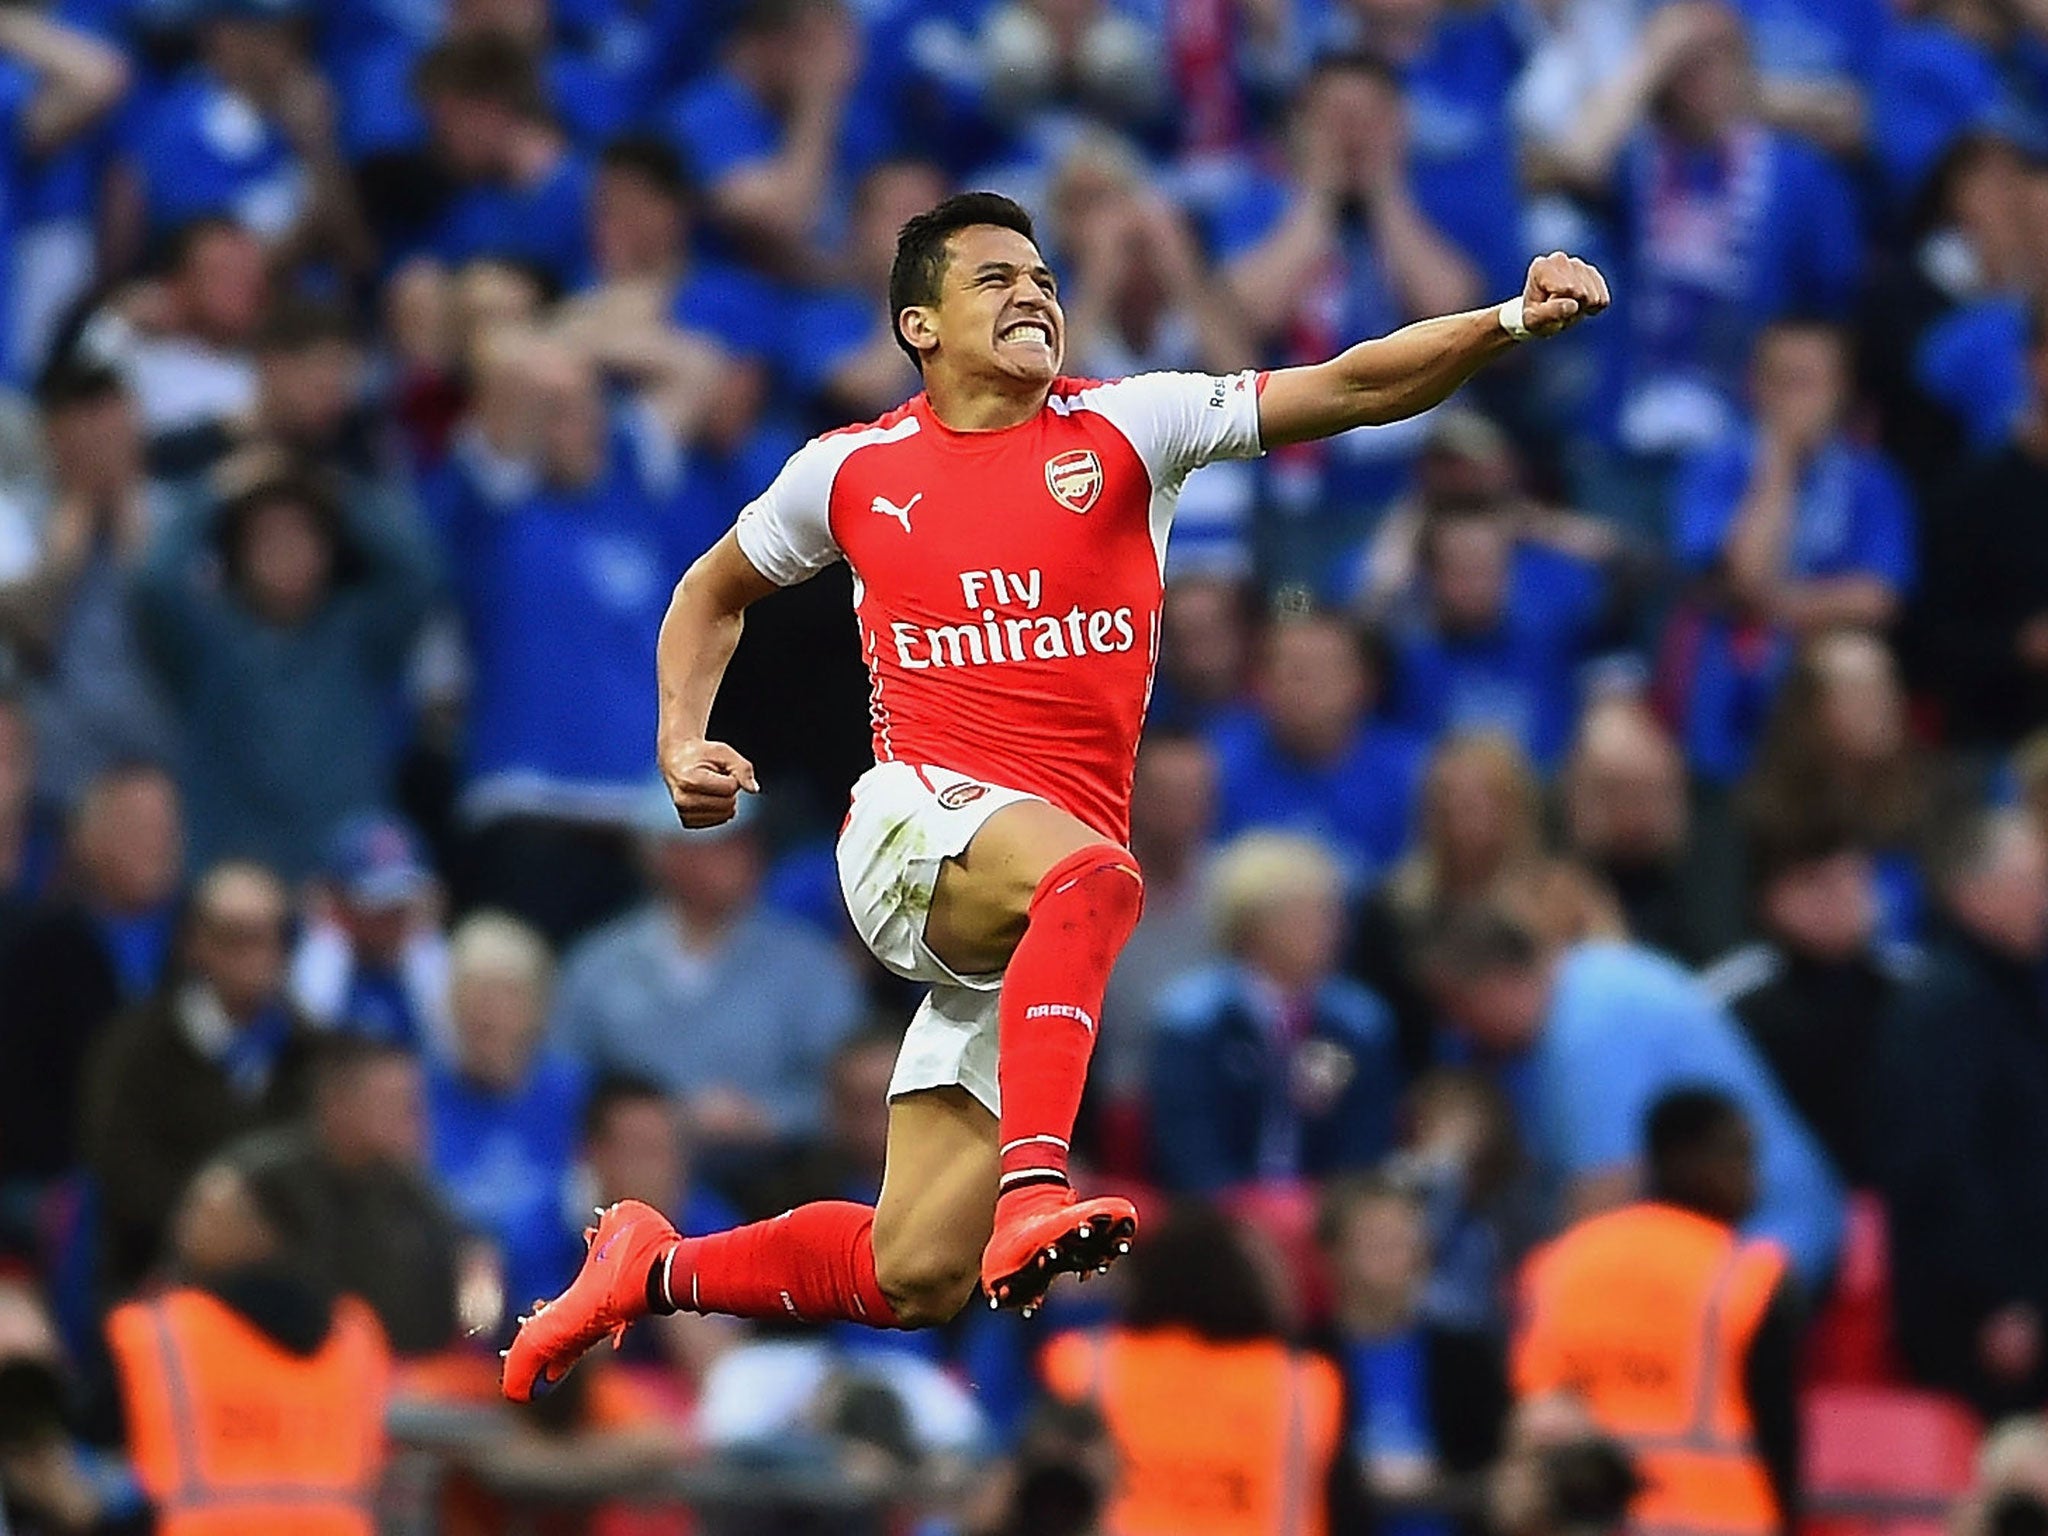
left=994, top=845, right=1145, bottom=1205
left=645, top=1202, right=903, bottom=1328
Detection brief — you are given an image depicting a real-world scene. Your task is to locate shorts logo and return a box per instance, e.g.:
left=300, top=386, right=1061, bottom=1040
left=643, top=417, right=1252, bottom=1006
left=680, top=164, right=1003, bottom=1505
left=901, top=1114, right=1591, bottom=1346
left=1045, top=450, right=1103, bottom=515
left=937, top=782, right=989, bottom=810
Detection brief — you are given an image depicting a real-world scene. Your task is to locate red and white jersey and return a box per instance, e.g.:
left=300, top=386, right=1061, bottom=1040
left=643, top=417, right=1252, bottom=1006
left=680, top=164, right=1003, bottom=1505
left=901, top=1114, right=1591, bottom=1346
left=734, top=371, right=1266, bottom=843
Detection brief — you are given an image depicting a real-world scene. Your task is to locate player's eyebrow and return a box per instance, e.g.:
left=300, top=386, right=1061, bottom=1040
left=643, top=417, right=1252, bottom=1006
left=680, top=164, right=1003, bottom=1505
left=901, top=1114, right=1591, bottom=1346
left=969, top=261, right=1059, bottom=291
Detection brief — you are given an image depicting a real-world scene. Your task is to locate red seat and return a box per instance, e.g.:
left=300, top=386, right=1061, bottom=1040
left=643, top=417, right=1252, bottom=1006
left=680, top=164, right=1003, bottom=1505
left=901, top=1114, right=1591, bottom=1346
left=1804, top=1192, right=1905, bottom=1387
left=1801, top=1385, right=1980, bottom=1536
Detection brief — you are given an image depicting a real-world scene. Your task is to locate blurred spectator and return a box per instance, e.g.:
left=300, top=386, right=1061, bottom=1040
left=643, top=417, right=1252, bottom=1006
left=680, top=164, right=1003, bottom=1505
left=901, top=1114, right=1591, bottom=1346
left=1315, top=1174, right=1508, bottom=1535
left=1871, top=0, right=2048, bottom=213
left=410, top=32, right=590, bottom=292
left=1859, top=133, right=2036, bottom=488
left=553, top=791, right=863, bottom=1150
left=131, top=452, right=437, bottom=879
left=0, top=7, right=130, bottom=381
left=1148, top=832, right=1402, bottom=1193
left=777, top=156, right=938, bottom=426
left=1150, top=572, right=1252, bottom=729
left=234, top=1036, right=467, bottom=1356
left=750, top=1022, right=902, bottom=1212
left=1917, top=303, right=2048, bottom=749
left=1486, top=1394, right=1643, bottom=1536
left=1701, top=813, right=1915, bottom=1187
left=78, top=218, right=268, bottom=444
left=289, top=811, right=449, bottom=1051
left=655, top=0, right=877, bottom=277
left=974, top=0, right=1168, bottom=135
left=1387, top=1069, right=1545, bottom=1334
left=1954, top=1415, right=2048, bottom=1536
left=117, top=0, right=367, bottom=266
left=1051, top=134, right=1253, bottom=379
left=1513, top=1088, right=1801, bottom=1536
left=560, top=133, right=775, bottom=453
left=0, top=362, right=177, bottom=804
left=1904, top=154, right=2048, bottom=458
left=0, top=764, right=181, bottom=1193
left=1040, top=1203, right=1358, bottom=1534
left=107, top=1153, right=389, bottom=1536
left=1216, top=53, right=1482, bottom=550
left=0, top=1276, right=148, bottom=1536
left=153, top=297, right=397, bottom=489
left=1354, top=732, right=1544, bottom=1072
left=1874, top=807, right=2048, bottom=1416
left=1099, top=730, right=1218, bottom=1108
left=1560, top=699, right=1740, bottom=965
left=82, top=860, right=315, bottom=1295
left=1420, top=904, right=1843, bottom=1289
left=1383, top=501, right=1626, bottom=772
left=960, top=1399, right=1113, bottom=1536
left=1743, top=630, right=1927, bottom=941
left=1307, top=0, right=1532, bottom=295
left=426, top=911, right=585, bottom=1331
left=1665, top=321, right=1915, bottom=784
left=1549, top=1, right=1861, bottom=524
left=1208, top=608, right=1427, bottom=887
left=433, top=332, right=718, bottom=942
left=1726, top=0, right=1884, bottom=155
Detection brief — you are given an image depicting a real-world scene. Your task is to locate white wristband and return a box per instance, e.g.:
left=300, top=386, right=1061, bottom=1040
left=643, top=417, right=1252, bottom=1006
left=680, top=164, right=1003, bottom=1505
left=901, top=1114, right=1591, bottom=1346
left=1498, top=296, right=1531, bottom=342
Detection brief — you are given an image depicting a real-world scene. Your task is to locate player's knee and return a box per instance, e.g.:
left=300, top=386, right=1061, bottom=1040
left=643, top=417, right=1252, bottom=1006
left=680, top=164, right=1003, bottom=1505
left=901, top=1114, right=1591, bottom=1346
left=1029, top=842, right=1145, bottom=933
left=874, top=1243, right=980, bottom=1328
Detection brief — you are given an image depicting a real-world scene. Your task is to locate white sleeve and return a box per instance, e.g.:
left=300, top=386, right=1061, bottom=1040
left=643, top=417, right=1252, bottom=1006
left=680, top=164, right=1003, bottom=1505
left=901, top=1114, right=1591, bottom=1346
left=732, top=436, right=846, bottom=586
left=1087, top=370, right=1266, bottom=487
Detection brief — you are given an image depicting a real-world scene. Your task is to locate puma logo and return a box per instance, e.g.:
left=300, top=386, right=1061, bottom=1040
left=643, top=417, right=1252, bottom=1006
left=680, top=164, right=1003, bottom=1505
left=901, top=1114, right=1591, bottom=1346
left=871, top=492, right=922, bottom=532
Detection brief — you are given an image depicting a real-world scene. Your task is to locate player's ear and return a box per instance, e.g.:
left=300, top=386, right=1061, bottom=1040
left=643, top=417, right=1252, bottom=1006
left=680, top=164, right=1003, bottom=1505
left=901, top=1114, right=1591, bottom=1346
left=898, top=305, right=940, bottom=362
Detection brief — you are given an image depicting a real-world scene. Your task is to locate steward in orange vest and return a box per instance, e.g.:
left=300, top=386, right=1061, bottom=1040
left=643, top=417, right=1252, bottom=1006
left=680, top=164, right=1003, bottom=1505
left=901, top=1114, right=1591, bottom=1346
left=106, top=1154, right=394, bottom=1536
left=1038, top=1206, right=1352, bottom=1536
left=1512, top=1088, right=1801, bottom=1536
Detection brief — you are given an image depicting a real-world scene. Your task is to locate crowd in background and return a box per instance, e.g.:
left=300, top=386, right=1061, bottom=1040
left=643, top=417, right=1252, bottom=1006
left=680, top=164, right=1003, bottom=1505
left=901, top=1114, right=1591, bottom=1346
left=0, top=0, right=2045, bottom=1529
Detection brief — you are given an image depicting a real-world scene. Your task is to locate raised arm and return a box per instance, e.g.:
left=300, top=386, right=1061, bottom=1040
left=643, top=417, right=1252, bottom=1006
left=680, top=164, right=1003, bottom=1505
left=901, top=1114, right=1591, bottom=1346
left=1258, top=253, right=1609, bottom=448
left=656, top=530, right=780, bottom=826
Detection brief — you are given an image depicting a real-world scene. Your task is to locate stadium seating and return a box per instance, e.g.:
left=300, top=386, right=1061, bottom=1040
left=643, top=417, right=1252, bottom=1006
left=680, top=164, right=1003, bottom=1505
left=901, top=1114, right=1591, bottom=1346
left=1802, top=1385, right=1981, bottom=1536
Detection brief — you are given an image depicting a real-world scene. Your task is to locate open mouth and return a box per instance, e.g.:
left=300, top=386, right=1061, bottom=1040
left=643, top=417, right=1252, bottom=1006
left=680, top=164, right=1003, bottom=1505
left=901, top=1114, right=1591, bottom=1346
left=999, top=320, right=1054, bottom=350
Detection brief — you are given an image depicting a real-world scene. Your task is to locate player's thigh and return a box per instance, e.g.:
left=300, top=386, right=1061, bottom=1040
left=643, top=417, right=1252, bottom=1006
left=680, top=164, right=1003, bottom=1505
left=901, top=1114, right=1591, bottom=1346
left=871, top=1085, right=998, bottom=1317
left=925, top=798, right=1115, bottom=976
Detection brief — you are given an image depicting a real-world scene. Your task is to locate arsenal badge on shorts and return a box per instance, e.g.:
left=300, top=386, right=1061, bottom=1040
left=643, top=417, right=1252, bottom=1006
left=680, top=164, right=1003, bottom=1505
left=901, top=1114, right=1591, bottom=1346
left=1045, top=449, right=1103, bottom=514
left=937, top=781, right=989, bottom=810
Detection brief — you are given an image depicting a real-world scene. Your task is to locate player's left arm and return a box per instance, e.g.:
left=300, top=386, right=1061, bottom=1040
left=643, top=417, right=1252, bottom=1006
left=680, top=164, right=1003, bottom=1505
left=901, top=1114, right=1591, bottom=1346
left=1257, top=252, right=1610, bottom=449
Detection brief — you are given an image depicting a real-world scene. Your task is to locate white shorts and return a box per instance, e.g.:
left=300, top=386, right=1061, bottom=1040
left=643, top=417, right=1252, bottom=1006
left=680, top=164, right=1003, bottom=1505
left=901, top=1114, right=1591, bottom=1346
left=836, top=761, right=1042, bottom=1117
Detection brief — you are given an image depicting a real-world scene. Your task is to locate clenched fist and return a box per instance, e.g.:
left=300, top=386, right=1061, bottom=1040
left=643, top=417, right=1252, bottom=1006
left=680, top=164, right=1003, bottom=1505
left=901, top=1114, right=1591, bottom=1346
left=660, top=737, right=759, bottom=828
left=1518, top=252, right=1612, bottom=338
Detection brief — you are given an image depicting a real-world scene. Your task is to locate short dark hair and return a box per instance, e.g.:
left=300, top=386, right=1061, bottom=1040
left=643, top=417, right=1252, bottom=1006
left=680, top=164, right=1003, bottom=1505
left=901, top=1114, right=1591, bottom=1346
left=1303, top=49, right=1404, bottom=97
left=1122, top=1203, right=1280, bottom=1342
left=309, top=1034, right=418, bottom=1099
left=581, top=1073, right=674, bottom=1144
left=1925, top=804, right=2032, bottom=891
left=599, top=134, right=695, bottom=205
left=887, top=191, right=1038, bottom=370
left=34, top=356, right=125, bottom=413
left=159, top=216, right=251, bottom=279
left=1415, top=900, right=1544, bottom=981
left=414, top=33, right=549, bottom=121
left=1747, top=806, right=1861, bottom=896
left=1645, top=1086, right=1746, bottom=1177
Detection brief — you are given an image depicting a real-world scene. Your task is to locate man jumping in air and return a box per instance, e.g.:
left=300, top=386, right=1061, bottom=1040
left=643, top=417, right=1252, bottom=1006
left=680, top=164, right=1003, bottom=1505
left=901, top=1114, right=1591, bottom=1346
left=502, top=191, right=1607, bottom=1400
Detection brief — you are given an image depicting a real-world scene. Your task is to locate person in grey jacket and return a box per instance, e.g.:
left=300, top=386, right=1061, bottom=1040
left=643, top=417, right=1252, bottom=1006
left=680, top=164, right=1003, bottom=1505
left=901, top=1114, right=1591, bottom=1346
left=552, top=789, right=864, bottom=1152
left=132, top=447, right=437, bottom=879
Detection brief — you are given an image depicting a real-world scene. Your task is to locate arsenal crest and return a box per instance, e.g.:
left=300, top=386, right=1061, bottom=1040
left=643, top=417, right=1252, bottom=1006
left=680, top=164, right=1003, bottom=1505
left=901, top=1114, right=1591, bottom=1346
left=1045, top=449, right=1103, bottom=515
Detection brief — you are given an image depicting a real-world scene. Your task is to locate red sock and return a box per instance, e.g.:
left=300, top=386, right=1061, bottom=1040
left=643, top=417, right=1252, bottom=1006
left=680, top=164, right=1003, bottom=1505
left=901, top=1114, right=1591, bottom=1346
left=995, top=845, right=1144, bottom=1203
left=653, top=1202, right=904, bottom=1328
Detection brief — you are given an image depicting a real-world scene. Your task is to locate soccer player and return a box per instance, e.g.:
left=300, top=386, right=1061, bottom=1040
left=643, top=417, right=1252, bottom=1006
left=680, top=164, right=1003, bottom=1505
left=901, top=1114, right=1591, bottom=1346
left=501, top=193, right=1607, bottom=1400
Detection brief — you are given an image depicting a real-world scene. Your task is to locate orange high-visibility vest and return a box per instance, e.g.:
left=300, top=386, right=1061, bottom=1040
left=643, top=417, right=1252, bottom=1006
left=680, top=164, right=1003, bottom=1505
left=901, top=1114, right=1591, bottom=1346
left=107, top=1288, right=391, bottom=1536
left=1513, top=1203, right=1788, bottom=1536
left=1043, top=1326, right=1343, bottom=1536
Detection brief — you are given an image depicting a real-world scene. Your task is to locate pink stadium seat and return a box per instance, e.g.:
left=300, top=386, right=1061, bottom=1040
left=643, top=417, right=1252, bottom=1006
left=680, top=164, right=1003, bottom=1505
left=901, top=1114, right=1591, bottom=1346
left=1801, top=1385, right=1981, bottom=1536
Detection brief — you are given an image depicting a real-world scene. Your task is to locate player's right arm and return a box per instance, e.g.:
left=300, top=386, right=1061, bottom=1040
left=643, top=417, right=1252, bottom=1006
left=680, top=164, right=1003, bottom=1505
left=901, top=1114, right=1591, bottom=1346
left=657, top=531, right=778, bottom=827
left=658, top=433, right=848, bottom=827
